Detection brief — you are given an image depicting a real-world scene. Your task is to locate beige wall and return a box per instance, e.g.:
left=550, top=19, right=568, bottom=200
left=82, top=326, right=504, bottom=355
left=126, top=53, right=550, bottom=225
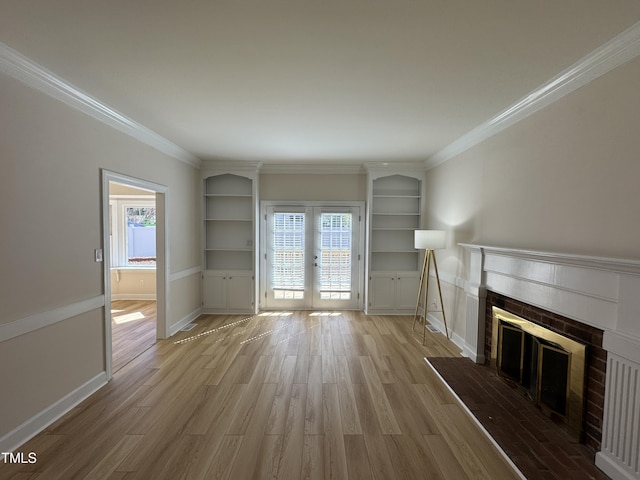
left=424, top=56, right=640, bottom=341
left=0, top=74, right=201, bottom=438
left=110, top=269, right=157, bottom=299
left=260, top=173, right=367, bottom=202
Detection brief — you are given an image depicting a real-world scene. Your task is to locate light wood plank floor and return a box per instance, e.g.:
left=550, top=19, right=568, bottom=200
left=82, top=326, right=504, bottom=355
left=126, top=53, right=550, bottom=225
left=1, top=311, right=521, bottom=480
left=111, top=300, right=157, bottom=373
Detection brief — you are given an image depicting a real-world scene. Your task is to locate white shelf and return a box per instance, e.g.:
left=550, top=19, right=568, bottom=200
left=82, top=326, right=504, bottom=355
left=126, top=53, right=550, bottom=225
left=369, top=174, right=422, bottom=275
left=204, top=174, right=253, bottom=271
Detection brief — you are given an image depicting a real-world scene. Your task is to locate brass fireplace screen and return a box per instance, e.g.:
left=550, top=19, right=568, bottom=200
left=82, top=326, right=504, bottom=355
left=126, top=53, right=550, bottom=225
left=490, top=307, right=587, bottom=441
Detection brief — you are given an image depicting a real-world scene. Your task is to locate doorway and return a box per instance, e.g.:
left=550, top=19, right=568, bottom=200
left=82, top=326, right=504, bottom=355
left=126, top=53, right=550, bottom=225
left=102, top=170, right=169, bottom=379
left=262, top=203, right=364, bottom=310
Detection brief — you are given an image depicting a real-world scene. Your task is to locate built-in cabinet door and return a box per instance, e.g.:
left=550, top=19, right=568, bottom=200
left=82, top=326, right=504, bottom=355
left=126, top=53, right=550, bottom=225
left=396, top=274, right=419, bottom=310
left=227, top=272, right=253, bottom=310
left=203, top=270, right=253, bottom=311
left=369, top=272, right=418, bottom=312
left=369, top=274, right=395, bottom=311
left=203, top=272, right=226, bottom=310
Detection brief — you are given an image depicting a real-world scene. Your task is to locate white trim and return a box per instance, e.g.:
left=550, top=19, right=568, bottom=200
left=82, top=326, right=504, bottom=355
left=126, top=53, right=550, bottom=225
left=102, top=170, right=170, bottom=381
left=260, top=163, right=365, bottom=174
left=0, top=42, right=200, bottom=168
left=0, top=295, right=105, bottom=343
left=108, top=195, right=156, bottom=200
left=427, top=20, right=640, bottom=170
left=423, top=358, right=527, bottom=480
left=433, top=270, right=466, bottom=290
left=595, top=453, right=638, bottom=480
left=170, top=266, right=202, bottom=283
left=0, top=372, right=107, bottom=453
left=426, top=312, right=467, bottom=354
left=465, top=243, right=640, bottom=275
left=168, top=308, right=202, bottom=337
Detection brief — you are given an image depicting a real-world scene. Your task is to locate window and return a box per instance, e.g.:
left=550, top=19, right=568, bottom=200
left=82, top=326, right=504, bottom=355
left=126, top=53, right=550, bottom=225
left=272, top=212, right=305, bottom=299
left=125, top=206, right=156, bottom=265
left=109, top=198, right=156, bottom=267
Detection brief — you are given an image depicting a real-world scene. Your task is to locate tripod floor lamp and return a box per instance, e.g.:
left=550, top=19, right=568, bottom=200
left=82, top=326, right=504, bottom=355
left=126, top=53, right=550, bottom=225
left=412, top=230, right=449, bottom=343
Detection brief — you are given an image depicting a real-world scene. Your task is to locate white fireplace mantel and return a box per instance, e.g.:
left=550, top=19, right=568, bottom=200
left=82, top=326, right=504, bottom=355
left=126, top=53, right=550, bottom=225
left=459, top=243, right=640, bottom=480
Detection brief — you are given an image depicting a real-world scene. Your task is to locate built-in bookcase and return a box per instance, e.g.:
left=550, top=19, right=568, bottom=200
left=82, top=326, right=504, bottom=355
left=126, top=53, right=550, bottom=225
left=203, top=172, right=256, bottom=312
left=204, top=174, right=253, bottom=271
left=370, top=174, right=421, bottom=272
left=366, top=171, right=423, bottom=314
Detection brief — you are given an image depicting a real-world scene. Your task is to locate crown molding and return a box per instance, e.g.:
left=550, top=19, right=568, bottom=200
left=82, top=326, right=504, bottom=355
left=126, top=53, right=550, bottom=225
left=0, top=42, right=201, bottom=169
left=426, top=20, right=640, bottom=170
left=201, top=159, right=262, bottom=172
left=260, top=162, right=365, bottom=174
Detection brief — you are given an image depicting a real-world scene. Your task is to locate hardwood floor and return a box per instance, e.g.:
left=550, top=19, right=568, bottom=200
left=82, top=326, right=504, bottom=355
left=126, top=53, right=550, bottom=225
left=111, top=300, right=157, bottom=373
left=1, top=311, right=522, bottom=480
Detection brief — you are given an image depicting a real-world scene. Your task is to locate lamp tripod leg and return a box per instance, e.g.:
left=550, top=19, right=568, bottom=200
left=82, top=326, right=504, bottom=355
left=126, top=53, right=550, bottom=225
left=423, top=250, right=431, bottom=345
left=412, top=251, right=428, bottom=332
left=432, top=252, right=449, bottom=339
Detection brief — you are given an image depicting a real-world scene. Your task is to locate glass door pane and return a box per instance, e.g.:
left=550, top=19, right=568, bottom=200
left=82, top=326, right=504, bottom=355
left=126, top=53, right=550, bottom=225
left=265, top=205, right=360, bottom=310
left=265, top=207, right=311, bottom=309
left=272, top=212, right=306, bottom=300
left=318, top=213, right=352, bottom=300
left=313, top=208, right=359, bottom=309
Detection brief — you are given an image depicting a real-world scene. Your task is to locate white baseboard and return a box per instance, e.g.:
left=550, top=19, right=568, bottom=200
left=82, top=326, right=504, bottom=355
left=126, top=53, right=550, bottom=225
left=0, top=372, right=107, bottom=453
left=461, top=344, right=486, bottom=364
left=426, top=312, right=466, bottom=353
left=595, top=452, right=638, bottom=480
left=168, top=308, right=202, bottom=337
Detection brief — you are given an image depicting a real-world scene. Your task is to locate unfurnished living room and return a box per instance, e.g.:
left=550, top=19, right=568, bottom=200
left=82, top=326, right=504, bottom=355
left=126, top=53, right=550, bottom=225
left=2, top=2, right=640, bottom=479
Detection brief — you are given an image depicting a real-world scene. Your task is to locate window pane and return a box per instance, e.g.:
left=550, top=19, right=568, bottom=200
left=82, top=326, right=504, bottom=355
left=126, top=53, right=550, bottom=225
left=318, top=213, right=352, bottom=299
left=272, top=212, right=305, bottom=298
left=126, top=207, right=156, bottom=265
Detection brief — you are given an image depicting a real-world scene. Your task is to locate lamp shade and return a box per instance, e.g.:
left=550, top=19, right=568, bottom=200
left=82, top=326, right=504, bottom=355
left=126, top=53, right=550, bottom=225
left=414, top=230, right=446, bottom=250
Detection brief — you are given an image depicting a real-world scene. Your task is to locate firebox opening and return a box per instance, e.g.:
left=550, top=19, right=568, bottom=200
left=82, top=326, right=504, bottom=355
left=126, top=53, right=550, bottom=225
left=491, top=307, right=587, bottom=441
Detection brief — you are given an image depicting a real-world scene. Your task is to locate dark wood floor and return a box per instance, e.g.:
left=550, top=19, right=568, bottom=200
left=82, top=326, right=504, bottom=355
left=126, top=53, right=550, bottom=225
left=111, top=300, right=157, bottom=373
left=428, top=356, right=608, bottom=480
left=1, top=312, right=521, bottom=480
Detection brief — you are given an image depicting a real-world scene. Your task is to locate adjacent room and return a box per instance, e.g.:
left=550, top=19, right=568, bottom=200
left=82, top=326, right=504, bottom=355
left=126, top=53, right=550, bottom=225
left=2, top=2, right=640, bottom=479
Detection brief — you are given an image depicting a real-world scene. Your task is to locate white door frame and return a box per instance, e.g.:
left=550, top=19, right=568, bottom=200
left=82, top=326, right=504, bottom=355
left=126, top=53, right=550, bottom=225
left=101, top=169, right=170, bottom=380
left=260, top=201, right=365, bottom=311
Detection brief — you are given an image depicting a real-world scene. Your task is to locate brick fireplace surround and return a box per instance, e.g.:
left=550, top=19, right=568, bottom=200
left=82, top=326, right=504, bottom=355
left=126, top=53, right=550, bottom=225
left=458, top=244, right=640, bottom=480
left=484, top=290, right=606, bottom=452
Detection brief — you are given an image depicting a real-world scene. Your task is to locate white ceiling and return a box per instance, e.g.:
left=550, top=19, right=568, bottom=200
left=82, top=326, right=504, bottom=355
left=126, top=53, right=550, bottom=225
left=3, top=0, right=640, bottom=165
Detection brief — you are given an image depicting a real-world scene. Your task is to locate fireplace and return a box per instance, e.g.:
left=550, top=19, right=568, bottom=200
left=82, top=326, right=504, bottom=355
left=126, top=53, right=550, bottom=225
left=460, top=244, right=640, bottom=480
left=491, top=306, right=587, bottom=441
left=485, top=292, right=605, bottom=451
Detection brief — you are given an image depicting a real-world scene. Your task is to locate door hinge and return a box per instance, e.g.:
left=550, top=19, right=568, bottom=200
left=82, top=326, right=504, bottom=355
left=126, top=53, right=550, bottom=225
left=265, top=291, right=267, bottom=298
left=357, top=293, right=360, bottom=299
left=358, top=254, right=361, bottom=261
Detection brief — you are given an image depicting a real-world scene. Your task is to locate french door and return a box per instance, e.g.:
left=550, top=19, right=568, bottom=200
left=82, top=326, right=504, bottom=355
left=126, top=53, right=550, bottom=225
left=264, top=205, right=361, bottom=309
